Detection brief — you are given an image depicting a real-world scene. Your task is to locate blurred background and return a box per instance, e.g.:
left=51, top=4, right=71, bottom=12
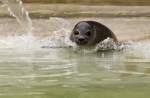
left=22, top=0, right=150, bottom=5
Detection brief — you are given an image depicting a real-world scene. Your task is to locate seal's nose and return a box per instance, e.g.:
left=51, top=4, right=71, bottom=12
left=76, top=36, right=88, bottom=45
left=78, top=36, right=85, bottom=42
left=78, top=38, right=85, bottom=42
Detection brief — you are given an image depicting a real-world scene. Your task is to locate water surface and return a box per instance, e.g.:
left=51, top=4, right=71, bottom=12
left=0, top=1, right=150, bottom=98
left=0, top=44, right=150, bottom=98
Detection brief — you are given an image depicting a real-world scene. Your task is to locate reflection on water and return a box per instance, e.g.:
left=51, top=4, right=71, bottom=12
left=0, top=46, right=150, bottom=98
left=0, top=17, right=149, bottom=98
left=0, top=17, right=150, bottom=98
left=0, top=1, right=150, bottom=98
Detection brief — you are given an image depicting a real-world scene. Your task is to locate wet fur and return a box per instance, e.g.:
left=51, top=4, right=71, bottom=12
left=70, top=21, right=118, bottom=46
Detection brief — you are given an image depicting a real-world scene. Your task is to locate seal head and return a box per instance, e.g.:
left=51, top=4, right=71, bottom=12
left=70, top=21, right=118, bottom=47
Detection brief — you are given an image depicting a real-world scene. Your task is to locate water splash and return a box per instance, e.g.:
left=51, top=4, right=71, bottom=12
left=0, top=35, right=39, bottom=49
left=95, top=38, right=126, bottom=51
left=41, top=17, right=75, bottom=48
left=48, top=17, right=72, bottom=31
left=41, top=28, right=74, bottom=48
left=126, top=41, right=150, bottom=59
left=0, top=0, right=32, bottom=34
left=0, top=17, right=74, bottom=49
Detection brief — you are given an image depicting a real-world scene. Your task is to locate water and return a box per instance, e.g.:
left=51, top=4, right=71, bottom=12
left=0, top=43, right=150, bottom=98
left=0, top=0, right=32, bottom=34
left=0, top=1, right=150, bottom=98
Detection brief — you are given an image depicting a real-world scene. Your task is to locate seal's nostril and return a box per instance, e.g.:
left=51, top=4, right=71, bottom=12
left=78, top=38, right=85, bottom=42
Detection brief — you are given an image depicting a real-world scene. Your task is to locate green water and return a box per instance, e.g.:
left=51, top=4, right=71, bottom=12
left=0, top=17, right=150, bottom=98
left=0, top=47, right=150, bottom=98
left=0, top=15, right=150, bottom=98
left=0, top=1, right=150, bottom=98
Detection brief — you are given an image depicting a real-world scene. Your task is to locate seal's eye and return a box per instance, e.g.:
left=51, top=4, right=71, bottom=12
left=86, top=31, right=91, bottom=36
left=74, top=31, right=79, bottom=35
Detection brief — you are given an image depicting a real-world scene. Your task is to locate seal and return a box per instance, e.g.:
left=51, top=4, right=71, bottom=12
left=70, top=21, right=118, bottom=47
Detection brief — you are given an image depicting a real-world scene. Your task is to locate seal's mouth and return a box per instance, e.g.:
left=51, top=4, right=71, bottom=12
left=75, top=40, right=88, bottom=45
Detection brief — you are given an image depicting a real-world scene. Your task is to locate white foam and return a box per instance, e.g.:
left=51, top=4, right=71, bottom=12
left=40, top=28, right=75, bottom=48
left=127, top=41, right=150, bottom=59
left=95, top=38, right=126, bottom=51
left=0, top=35, right=39, bottom=49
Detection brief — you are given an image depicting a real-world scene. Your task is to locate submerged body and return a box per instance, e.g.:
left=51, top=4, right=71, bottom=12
left=70, top=21, right=118, bottom=47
